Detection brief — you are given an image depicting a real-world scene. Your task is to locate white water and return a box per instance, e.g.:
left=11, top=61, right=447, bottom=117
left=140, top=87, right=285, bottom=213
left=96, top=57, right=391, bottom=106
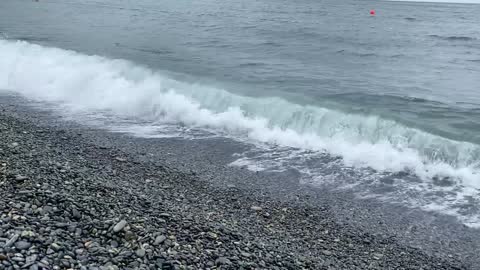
left=0, top=40, right=479, bottom=188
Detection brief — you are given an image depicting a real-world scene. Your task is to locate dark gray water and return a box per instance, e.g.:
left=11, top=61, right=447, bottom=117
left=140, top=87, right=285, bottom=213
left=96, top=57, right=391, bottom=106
left=1, top=0, right=480, bottom=226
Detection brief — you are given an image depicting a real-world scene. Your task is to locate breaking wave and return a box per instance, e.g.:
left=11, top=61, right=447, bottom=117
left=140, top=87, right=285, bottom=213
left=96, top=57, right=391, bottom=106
left=0, top=40, right=479, bottom=187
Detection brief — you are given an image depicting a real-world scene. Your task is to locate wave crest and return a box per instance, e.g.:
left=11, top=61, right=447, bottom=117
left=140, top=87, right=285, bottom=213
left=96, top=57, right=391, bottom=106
left=0, top=40, right=479, bottom=186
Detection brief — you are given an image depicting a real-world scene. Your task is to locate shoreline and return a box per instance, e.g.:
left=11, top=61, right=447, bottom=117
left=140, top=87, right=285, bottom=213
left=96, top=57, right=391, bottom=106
left=0, top=97, right=472, bottom=269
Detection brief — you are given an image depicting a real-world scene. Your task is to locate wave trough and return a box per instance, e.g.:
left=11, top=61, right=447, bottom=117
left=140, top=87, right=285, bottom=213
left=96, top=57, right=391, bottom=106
left=0, top=40, right=479, bottom=187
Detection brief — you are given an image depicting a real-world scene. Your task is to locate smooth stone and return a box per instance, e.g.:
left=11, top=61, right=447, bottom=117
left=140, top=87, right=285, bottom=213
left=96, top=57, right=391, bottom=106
left=241, top=252, right=252, bottom=258
left=15, top=175, right=28, bottom=181
left=135, top=249, right=146, bottom=258
left=119, top=251, right=133, bottom=258
left=24, top=255, right=38, bottom=267
left=11, top=256, right=25, bottom=262
left=39, top=258, right=49, bottom=266
left=250, top=206, right=263, bottom=211
left=153, top=235, right=166, bottom=245
left=215, top=257, right=231, bottom=265
left=14, top=241, right=31, bottom=250
left=322, top=250, right=332, bottom=256
left=373, top=253, right=384, bottom=260
left=61, top=260, right=70, bottom=267
left=124, top=231, right=136, bottom=241
left=20, top=231, right=35, bottom=238
left=4, top=234, right=19, bottom=248
left=113, top=220, right=127, bottom=233
left=50, top=243, right=61, bottom=251
left=101, top=265, right=119, bottom=270
left=72, top=208, right=82, bottom=219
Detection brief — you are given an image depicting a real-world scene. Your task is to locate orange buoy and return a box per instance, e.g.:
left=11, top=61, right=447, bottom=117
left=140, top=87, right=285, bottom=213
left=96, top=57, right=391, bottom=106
left=370, top=9, right=376, bottom=15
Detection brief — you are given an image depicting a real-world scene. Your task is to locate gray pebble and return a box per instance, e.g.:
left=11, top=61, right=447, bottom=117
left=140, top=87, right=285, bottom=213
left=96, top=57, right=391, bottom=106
left=135, top=249, right=146, bottom=258
left=11, top=256, right=25, bottom=262
left=14, top=241, right=31, bottom=250
left=50, top=243, right=61, bottom=251
left=159, top=213, right=170, bottom=218
left=24, top=255, right=38, bottom=267
left=113, top=220, right=127, bottom=233
left=15, top=175, right=28, bottom=181
left=124, top=231, right=136, bottom=241
left=72, top=208, right=81, bottom=219
left=153, top=235, right=166, bottom=245
left=322, top=250, right=332, bottom=256
left=110, top=241, right=118, bottom=248
left=4, top=234, right=19, bottom=248
left=215, top=257, right=231, bottom=265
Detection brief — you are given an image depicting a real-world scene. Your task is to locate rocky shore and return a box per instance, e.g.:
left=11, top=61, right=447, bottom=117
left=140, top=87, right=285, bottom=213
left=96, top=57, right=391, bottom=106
left=0, top=108, right=467, bottom=269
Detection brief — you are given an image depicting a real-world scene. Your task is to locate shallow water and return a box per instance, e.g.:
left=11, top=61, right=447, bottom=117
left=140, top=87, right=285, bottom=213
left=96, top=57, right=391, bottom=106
left=1, top=0, right=480, bottom=226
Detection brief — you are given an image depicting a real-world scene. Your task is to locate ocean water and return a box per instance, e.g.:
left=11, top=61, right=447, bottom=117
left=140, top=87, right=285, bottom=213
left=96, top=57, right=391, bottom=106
left=1, top=0, right=480, bottom=226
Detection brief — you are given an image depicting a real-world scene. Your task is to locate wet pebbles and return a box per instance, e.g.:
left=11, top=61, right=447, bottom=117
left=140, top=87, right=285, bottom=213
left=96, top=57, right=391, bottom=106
left=0, top=111, right=467, bottom=269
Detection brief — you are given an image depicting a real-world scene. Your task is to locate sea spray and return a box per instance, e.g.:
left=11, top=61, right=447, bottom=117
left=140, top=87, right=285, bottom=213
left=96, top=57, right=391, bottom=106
left=0, top=39, right=478, bottom=186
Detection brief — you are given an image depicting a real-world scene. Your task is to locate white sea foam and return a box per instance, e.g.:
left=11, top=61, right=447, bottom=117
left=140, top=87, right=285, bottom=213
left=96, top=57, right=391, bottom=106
left=0, top=40, right=479, bottom=189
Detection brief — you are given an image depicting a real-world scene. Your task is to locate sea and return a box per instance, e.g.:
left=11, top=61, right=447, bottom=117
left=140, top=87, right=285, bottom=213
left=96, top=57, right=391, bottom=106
left=1, top=0, right=480, bottom=227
